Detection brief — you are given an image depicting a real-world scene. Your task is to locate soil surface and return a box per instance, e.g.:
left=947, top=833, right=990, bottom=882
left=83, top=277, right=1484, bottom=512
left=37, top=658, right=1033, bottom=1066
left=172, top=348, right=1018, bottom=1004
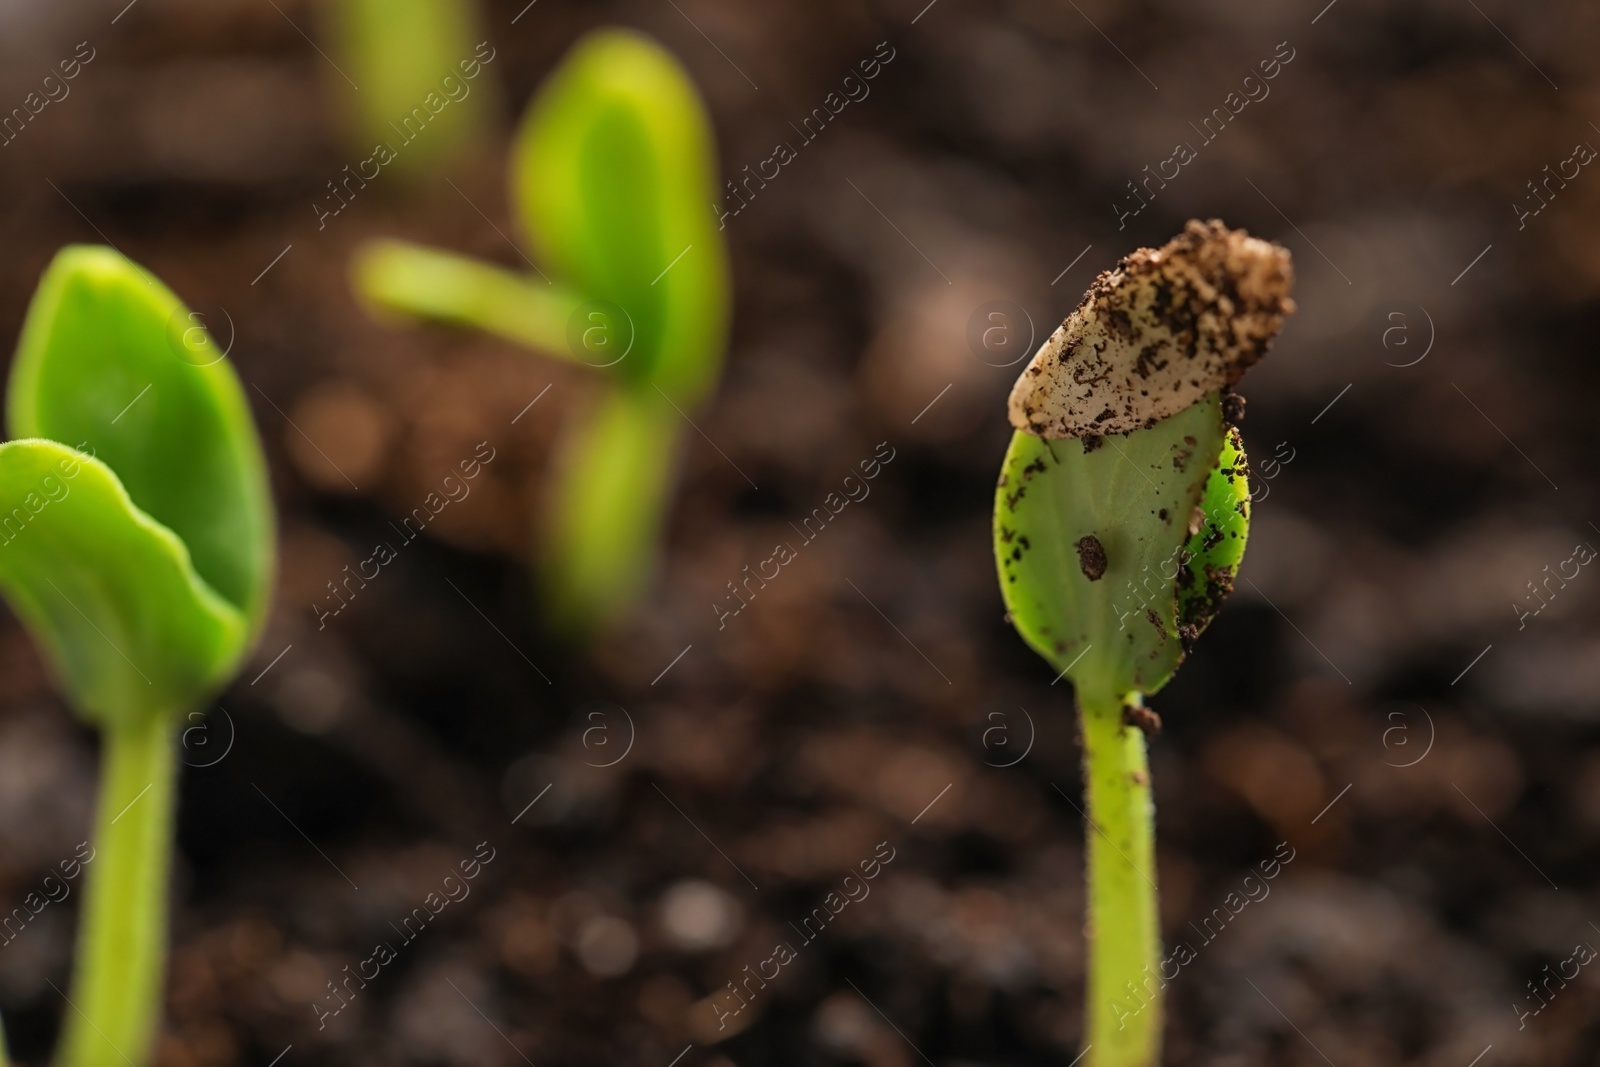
left=0, top=1, right=1597, bottom=1065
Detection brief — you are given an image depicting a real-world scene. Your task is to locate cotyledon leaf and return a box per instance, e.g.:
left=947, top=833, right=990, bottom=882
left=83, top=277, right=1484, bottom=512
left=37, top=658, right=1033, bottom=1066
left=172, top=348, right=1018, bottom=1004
left=7, top=245, right=274, bottom=637
left=0, top=440, right=246, bottom=728
left=510, top=28, right=729, bottom=404
left=994, top=393, right=1235, bottom=709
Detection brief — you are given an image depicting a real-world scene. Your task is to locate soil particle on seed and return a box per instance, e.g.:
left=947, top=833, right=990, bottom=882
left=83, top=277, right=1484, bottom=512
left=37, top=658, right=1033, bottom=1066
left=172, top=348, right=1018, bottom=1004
left=1221, top=388, right=1247, bottom=426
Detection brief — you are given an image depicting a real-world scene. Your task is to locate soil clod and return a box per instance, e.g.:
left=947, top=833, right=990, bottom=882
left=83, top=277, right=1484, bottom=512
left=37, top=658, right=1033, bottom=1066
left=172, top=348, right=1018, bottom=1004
left=1123, top=704, right=1163, bottom=739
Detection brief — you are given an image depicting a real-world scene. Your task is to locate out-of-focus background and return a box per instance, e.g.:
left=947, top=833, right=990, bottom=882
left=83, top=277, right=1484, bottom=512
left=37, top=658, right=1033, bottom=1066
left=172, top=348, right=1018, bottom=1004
left=0, top=1, right=1597, bottom=1064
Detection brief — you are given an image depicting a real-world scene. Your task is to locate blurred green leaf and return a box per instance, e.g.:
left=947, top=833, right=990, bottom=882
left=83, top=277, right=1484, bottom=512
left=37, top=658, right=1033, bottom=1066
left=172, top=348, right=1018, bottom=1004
left=0, top=439, right=244, bottom=728
left=352, top=239, right=587, bottom=359
left=994, top=395, right=1229, bottom=708
left=327, top=0, right=492, bottom=175
left=511, top=28, right=729, bottom=403
left=7, top=245, right=275, bottom=638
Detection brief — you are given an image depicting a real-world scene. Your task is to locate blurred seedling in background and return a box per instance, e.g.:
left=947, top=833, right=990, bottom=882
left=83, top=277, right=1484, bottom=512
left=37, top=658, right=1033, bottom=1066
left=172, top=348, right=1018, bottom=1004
left=323, top=0, right=496, bottom=179
left=0, top=248, right=274, bottom=1067
left=994, top=221, right=1294, bottom=1067
left=353, top=29, right=730, bottom=633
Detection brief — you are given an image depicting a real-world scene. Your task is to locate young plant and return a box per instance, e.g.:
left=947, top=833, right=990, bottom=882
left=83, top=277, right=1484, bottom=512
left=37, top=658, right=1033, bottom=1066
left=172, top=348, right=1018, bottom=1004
left=352, top=28, right=730, bottom=631
left=994, top=221, right=1294, bottom=1067
left=0, top=247, right=274, bottom=1067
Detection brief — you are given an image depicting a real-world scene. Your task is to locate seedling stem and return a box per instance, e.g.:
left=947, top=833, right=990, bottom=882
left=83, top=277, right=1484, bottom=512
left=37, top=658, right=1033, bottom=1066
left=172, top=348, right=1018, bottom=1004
left=57, top=719, right=175, bottom=1067
left=1080, top=693, right=1160, bottom=1067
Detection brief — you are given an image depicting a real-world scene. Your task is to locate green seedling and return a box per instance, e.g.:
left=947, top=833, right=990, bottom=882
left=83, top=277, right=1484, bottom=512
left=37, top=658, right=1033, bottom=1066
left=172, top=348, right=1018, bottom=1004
left=0, top=247, right=274, bottom=1067
left=324, top=0, right=494, bottom=178
left=352, top=28, right=730, bottom=632
left=995, top=221, right=1294, bottom=1067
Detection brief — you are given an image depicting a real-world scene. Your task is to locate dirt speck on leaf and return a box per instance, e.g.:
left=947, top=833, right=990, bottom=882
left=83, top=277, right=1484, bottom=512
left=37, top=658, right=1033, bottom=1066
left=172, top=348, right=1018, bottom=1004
left=1076, top=534, right=1108, bottom=581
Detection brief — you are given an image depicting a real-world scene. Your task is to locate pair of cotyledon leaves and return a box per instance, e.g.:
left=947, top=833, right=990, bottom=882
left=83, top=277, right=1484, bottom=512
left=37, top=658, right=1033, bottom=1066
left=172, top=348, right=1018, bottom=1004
left=995, top=222, right=1294, bottom=709
left=357, top=28, right=730, bottom=407
left=0, top=247, right=273, bottom=731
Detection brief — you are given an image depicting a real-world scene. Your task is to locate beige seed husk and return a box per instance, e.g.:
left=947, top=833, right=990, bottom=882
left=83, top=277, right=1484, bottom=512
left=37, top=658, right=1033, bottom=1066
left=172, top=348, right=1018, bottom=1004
left=1008, top=219, right=1295, bottom=439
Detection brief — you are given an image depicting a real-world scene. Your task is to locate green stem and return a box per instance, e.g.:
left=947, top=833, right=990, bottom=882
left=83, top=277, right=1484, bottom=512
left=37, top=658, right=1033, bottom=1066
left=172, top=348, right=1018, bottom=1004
left=542, top=387, right=683, bottom=631
left=350, top=239, right=588, bottom=359
left=0, top=1008, right=11, bottom=1067
left=1079, top=693, right=1161, bottom=1067
left=56, top=719, right=176, bottom=1067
